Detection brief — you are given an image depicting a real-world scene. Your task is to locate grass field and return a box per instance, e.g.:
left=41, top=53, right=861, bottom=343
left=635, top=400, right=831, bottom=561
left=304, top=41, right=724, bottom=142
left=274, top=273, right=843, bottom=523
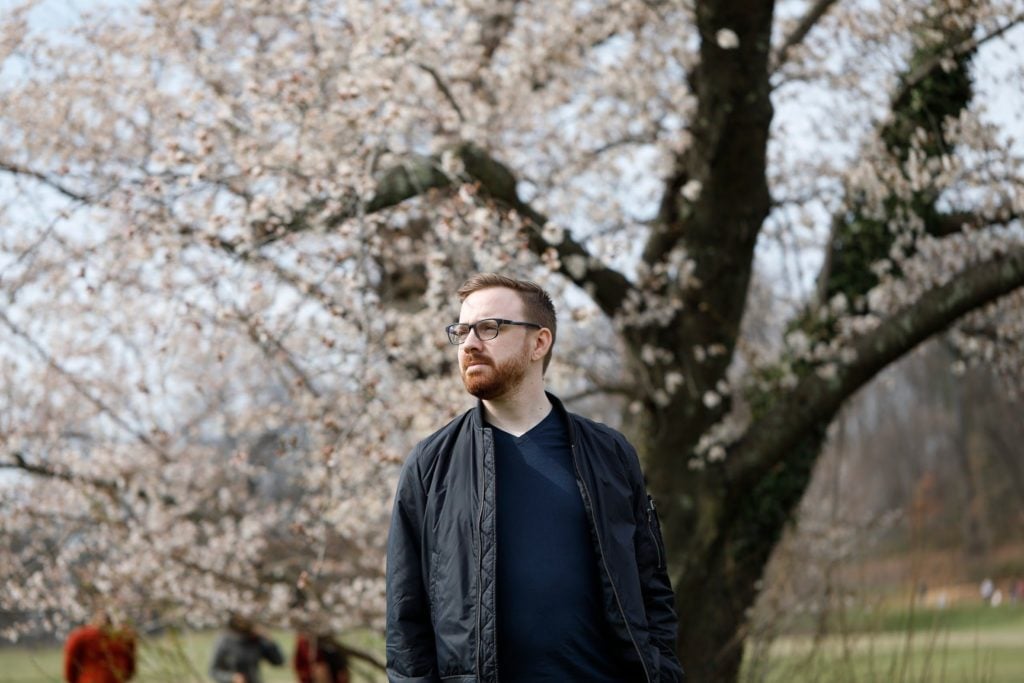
left=741, top=604, right=1024, bottom=683
left=0, top=629, right=387, bottom=683
left=3, top=605, right=1021, bottom=682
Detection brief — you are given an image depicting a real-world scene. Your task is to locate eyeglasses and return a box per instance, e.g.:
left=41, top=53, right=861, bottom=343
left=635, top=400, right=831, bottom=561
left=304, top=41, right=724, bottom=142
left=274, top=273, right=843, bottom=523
left=446, top=318, right=542, bottom=345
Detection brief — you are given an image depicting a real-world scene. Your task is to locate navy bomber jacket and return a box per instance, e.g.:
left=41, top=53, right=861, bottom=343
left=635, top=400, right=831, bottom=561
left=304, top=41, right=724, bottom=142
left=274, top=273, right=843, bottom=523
left=385, top=393, right=684, bottom=683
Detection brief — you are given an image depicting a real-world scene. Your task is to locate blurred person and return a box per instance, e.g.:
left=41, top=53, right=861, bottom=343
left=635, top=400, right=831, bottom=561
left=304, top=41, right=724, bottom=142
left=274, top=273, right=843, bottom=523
left=294, top=631, right=350, bottom=683
left=980, top=577, right=995, bottom=603
left=64, top=610, right=136, bottom=683
left=209, top=613, right=284, bottom=683
left=386, top=274, right=683, bottom=682
left=1011, top=578, right=1024, bottom=603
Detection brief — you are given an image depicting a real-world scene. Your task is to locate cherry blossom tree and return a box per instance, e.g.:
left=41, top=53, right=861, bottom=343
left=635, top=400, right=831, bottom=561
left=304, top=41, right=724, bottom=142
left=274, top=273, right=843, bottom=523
left=2, top=0, right=1023, bottom=680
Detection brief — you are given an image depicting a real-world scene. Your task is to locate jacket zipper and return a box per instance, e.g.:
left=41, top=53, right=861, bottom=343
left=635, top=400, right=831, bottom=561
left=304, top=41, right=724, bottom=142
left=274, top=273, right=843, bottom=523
left=475, top=428, right=485, bottom=682
left=570, top=442, right=653, bottom=683
left=647, top=495, right=663, bottom=570
left=477, top=427, right=497, bottom=682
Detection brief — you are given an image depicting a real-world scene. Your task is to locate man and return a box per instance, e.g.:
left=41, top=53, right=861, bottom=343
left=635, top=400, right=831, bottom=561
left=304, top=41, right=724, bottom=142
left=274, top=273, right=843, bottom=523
left=208, top=613, right=284, bottom=683
left=64, top=610, right=136, bottom=683
left=386, top=273, right=684, bottom=682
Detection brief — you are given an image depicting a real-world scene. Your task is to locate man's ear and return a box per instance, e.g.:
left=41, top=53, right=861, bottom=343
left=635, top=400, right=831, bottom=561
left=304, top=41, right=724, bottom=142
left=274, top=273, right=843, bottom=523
left=532, top=328, right=553, bottom=362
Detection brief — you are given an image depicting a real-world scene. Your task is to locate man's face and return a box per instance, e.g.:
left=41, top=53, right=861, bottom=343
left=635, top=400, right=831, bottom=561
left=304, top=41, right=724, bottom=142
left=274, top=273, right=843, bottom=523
left=457, top=287, right=535, bottom=400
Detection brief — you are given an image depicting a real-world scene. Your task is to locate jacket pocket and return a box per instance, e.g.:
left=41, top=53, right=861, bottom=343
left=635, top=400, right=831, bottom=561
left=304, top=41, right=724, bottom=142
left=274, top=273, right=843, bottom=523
left=646, top=495, right=666, bottom=570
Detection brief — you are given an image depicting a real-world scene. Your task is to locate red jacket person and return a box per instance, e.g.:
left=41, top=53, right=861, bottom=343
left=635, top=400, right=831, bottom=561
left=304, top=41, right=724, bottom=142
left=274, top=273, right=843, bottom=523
left=64, top=611, right=136, bottom=683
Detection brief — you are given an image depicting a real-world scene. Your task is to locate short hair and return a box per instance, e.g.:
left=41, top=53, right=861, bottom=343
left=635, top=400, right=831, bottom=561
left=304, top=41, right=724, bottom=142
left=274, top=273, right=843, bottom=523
left=457, top=273, right=557, bottom=372
left=227, top=613, right=256, bottom=635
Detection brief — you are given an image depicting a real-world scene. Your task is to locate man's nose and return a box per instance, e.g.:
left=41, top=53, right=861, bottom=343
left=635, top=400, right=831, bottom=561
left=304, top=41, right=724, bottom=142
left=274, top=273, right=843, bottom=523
left=462, top=327, right=485, bottom=350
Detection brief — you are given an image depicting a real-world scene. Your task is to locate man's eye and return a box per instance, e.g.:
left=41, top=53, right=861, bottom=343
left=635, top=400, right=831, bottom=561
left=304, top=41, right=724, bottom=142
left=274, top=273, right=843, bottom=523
left=479, top=322, right=499, bottom=335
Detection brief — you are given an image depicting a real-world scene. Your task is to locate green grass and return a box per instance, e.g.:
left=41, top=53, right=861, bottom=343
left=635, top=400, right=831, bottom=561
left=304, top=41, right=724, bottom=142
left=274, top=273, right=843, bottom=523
left=859, top=603, right=1024, bottom=635
left=780, top=603, right=1024, bottom=637
left=0, top=629, right=386, bottom=683
left=742, top=604, right=1024, bottom=683
left=744, top=633, right=1024, bottom=683
left=4, top=607, right=1022, bottom=683
left=749, top=648, right=1024, bottom=683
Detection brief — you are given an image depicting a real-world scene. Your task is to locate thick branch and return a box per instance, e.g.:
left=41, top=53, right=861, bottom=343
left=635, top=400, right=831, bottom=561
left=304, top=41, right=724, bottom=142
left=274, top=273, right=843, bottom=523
left=356, top=143, right=637, bottom=318
left=353, top=156, right=445, bottom=217
left=461, top=144, right=637, bottom=317
left=929, top=209, right=1022, bottom=237
left=638, top=0, right=775, bottom=421
left=645, top=0, right=774, bottom=263
left=728, top=244, right=1024, bottom=489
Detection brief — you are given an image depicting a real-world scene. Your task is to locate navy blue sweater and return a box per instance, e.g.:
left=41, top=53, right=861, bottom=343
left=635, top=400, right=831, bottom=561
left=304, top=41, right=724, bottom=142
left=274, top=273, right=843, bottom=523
left=492, top=410, right=625, bottom=682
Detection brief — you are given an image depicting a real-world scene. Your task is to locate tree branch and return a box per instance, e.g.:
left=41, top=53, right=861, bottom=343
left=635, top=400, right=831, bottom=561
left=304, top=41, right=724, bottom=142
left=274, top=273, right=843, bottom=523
left=929, top=208, right=1022, bottom=237
left=0, top=308, right=173, bottom=462
left=347, top=143, right=638, bottom=318
left=2, top=448, right=185, bottom=508
left=560, top=383, right=637, bottom=404
left=772, top=0, right=841, bottom=71
left=1, top=450, right=117, bottom=493
left=338, top=642, right=387, bottom=674
left=231, top=306, right=322, bottom=399
left=476, top=0, right=521, bottom=63
left=416, top=62, right=466, bottom=123
left=637, top=0, right=776, bottom=412
left=2, top=138, right=637, bottom=318
left=891, top=13, right=1024, bottom=113
left=0, top=160, right=93, bottom=203
left=728, top=244, right=1024, bottom=488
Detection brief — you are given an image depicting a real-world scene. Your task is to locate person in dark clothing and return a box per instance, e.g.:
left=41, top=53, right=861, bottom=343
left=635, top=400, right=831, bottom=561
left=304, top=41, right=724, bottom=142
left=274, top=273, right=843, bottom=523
left=293, top=631, right=350, bottom=683
left=386, top=273, right=684, bottom=682
left=209, top=614, right=284, bottom=683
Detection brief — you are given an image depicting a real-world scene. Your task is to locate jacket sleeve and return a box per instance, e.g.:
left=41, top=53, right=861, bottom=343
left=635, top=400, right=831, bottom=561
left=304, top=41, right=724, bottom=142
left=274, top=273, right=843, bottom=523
left=624, top=440, right=686, bottom=682
left=208, top=635, right=237, bottom=683
left=63, top=629, right=82, bottom=683
left=259, top=635, right=285, bottom=666
left=294, top=635, right=312, bottom=683
left=385, top=449, right=440, bottom=683
left=121, top=630, right=137, bottom=680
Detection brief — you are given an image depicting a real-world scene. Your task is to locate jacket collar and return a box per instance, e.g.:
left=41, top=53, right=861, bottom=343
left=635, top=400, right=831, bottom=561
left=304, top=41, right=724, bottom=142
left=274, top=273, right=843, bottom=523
left=471, top=390, right=578, bottom=446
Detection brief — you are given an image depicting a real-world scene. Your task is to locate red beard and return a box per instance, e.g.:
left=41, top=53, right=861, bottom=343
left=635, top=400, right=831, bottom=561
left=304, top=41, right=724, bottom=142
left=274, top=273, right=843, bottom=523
left=460, top=346, right=530, bottom=400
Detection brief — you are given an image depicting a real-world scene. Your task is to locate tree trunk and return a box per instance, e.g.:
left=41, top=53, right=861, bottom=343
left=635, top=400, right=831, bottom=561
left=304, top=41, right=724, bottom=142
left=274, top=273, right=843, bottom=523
left=675, top=567, right=749, bottom=683
left=640, top=395, right=828, bottom=681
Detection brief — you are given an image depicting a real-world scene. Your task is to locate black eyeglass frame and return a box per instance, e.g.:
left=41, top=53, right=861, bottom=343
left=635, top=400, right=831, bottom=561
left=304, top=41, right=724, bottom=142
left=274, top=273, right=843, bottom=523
left=446, top=318, right=542, bottom=345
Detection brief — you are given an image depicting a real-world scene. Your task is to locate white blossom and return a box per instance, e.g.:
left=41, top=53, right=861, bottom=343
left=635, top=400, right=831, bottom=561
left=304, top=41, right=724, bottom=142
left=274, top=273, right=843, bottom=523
left=666, top=371, right=685, bottom=394
left=541, top=221, right=565, bottom=245
left=681, top=179, right=703, bottom=202
left=816, top=363, right=838, bottom=381
left=716, top=28, right=740, bottom=50
left=564, top=254, right=587, bottom=280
